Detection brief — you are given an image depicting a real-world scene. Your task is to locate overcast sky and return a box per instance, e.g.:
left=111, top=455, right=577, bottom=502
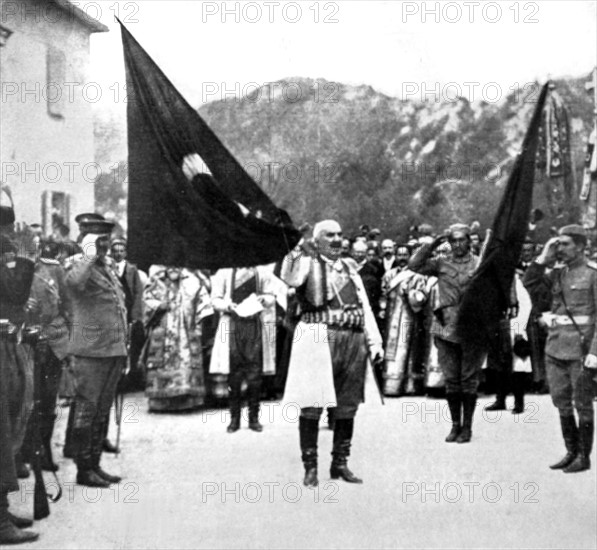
left=89, top=0, right=597, bottom=110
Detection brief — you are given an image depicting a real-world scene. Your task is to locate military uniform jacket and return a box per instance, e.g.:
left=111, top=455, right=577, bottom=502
left=30, top=260, right=71, bottom=359
left=408, top=244, right=479, bottom=343
left=523, top=258, right=597, bottom=360
left=65, top=254, right=128, bottom=357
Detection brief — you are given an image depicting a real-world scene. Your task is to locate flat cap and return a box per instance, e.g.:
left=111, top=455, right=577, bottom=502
left=110, top=237, right=127, bottom=247
left=558, top=224, right=587, bottom=240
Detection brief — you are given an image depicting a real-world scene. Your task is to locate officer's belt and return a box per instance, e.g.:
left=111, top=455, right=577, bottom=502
left=301, top=308, right=364, bottom=329
left=543, top=313, right=594, bottom=327
left=0, top=321, right=18, bottom=341
left=0, top=322, right=46, bottom=344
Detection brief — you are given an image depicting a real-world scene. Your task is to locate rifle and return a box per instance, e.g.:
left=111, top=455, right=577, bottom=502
left=25, top=328, right=61, bottom=519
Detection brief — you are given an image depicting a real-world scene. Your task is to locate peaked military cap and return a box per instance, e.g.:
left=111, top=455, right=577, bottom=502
left=75, top=212, right=105, bottom=225
left=79, top=219, right=115, bottom=235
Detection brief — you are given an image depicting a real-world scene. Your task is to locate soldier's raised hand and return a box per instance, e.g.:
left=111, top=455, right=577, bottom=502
left=536, top=237, right=559, bottom=266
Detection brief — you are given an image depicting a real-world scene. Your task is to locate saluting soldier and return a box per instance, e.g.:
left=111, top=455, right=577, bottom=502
left=409, top=223, right=485, bottom=444
left=281, top=220, right=384, bottom=487
left=65, top=219, right=128, bottom=487
left=524, top=225, right=597, bottom=473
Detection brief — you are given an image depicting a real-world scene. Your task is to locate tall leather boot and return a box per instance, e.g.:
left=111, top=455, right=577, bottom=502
left=13, top=452, right=29, bottom=479
left=550, top=415, right=579, bottom=469
left=485, top=371, right=507, bottom=411
left=63, top=404, right=76, bottom=458
left=227, top=380, right=241, bottom=433
left=247, top=376, right=263, bottom=432
left=330, top=418, right=362, bottom=483
left=41, top=414, right=58, bottom=472
left=564, top=418, right=593, bottom=473
left=445, top=393, right=461, bottom=442
left=456, top=393, right=476, bottom=443
left=102, top=412, right=118, bottom=454
left=299, top=416, right=319, bottom=487
left=511, top=373, right=526, bottom=414
left=92, top=421, right=121, bottom=484
left=0, top=492, right=38, bottom=545
left=327, top=407, right=336, bottom=431
left=75, top=427, right=109, bottom=488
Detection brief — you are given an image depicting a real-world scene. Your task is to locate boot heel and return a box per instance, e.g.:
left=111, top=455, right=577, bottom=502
left=329, top=465, right=362, bottom=484
left=303, top=467, right=318, bottom=487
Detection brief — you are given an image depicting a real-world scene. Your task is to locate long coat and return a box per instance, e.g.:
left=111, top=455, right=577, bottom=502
left=142, top=269, right=213, bottom=404
left=381, top=267, right=430, bottom=395
left=209, top=266, right=279, bottom=376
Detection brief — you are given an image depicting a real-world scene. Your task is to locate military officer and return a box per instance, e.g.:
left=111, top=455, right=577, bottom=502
left=281, top=220, right=384, bottom=487
left=65, top=219, right=128, bottom=487
left=524, top=225, right=597, bottom=473
left=409, top=223, right=485, bottom=444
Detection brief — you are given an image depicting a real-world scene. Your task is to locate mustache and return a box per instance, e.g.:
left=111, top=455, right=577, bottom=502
left=330, top=242, right=341, bottom=248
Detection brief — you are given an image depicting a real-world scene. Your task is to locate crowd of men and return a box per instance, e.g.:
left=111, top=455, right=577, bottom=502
left=1, top=204, right=596, bottom=545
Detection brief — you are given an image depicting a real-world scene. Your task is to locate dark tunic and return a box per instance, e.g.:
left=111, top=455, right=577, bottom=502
left=0, top=258, right=35, bottom=493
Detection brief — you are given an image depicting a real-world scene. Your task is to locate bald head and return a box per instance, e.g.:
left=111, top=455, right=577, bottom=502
left=352, top=240, right=367, bottom=263
left=313, top=220, right=343, bottom=260
left=313, top=220, right=341, bottom=240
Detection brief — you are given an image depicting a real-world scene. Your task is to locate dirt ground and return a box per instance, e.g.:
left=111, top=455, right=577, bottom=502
left=8, top=387, right=597, bottom=549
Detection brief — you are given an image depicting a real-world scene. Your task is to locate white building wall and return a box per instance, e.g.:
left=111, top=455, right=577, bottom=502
left=0, top=0, right=105, bottom=233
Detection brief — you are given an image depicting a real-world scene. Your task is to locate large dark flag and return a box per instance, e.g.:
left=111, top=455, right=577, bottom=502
left=457, top=83, right=549, bottom=345
left=119, top=22, right=301, bottom=271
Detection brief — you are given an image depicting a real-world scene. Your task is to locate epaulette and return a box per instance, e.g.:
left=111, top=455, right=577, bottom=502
left=587, top=260, right=597, bottom=271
